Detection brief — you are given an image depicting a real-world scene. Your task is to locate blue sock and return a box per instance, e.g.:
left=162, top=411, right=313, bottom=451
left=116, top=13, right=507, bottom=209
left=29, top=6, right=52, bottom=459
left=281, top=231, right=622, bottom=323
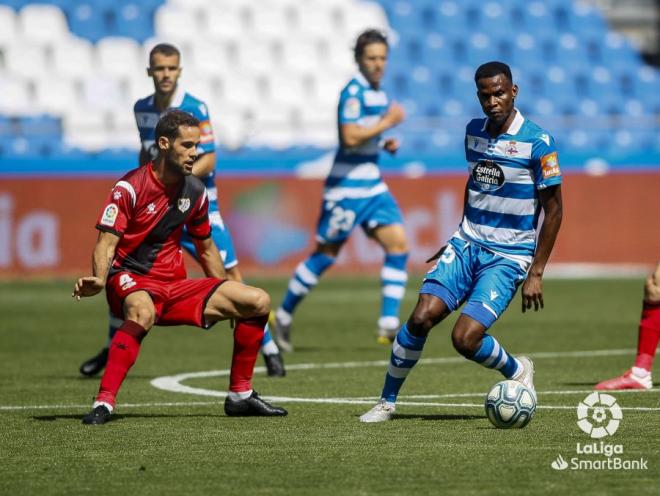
left=469, top=333, right=521, bottom=378
left=280, top=253, right=335, bottom=317
left=106, top=312, right=122, bottom=347
left=379, top=253, right=408, bottom=331
left=381, top=323, right=427, bottom=403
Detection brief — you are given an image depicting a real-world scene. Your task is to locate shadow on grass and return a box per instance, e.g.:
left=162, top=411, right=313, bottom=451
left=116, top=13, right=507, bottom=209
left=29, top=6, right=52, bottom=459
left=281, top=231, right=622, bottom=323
left=391, top=413, right=486, bottom=421
left=32, top=413, right=225, bottom=423
left=558, top=382, right=599, bottom=387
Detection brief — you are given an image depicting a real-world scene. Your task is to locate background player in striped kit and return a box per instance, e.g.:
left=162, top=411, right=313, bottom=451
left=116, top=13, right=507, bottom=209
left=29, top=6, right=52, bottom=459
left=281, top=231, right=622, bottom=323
left=360, top=61, right=563, bottom=422
left=79, top=43, right=285, bottom=378
left=272, top=29, right=408, bottom=351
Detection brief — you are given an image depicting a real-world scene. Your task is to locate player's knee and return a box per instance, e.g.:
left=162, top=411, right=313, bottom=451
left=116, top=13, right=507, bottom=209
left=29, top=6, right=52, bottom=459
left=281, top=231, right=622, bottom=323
left=124, top=303, right=155, bottom=330
left=644, top=275, right=660, bottom=303
left=451, top=328, right=480, bottom=357
left=408, top=308, right=435, bottom=336
left=248, top=287, right=271, bottom=316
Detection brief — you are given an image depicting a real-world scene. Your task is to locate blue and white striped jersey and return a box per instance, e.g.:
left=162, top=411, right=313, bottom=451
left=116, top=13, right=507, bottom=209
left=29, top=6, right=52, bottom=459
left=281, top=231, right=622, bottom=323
left=133, top=86, right=220, bottom=214
left=458, top=110, right=562, bottom=263
left=325, top=72, right=389, bottom=201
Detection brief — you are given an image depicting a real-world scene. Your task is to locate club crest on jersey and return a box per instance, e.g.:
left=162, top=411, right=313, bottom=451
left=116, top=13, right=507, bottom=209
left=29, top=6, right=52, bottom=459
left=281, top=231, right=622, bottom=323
left=472, top=160, right=505, bottom=191
left=505, top=141, right=519, bottom=156
left=100, top=203, right=119, bottom=227
left=178, top=198, right=191, bottom=213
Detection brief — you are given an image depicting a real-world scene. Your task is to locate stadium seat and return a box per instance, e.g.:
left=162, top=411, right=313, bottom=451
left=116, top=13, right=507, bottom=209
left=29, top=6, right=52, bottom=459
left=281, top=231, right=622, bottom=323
left=34, top=78, right=81, bottom=114
left=62, top=107, right=110, bottom=151
left=67, top=2, right=111, bottom=43
left=113, top=2, right=155, bottom=42
left=0, top=77, right=32, bottom=115
left=96, top=37, right=142, bottom=79
left=202, top=6, right=246, bottom=43
left=18, top=4, right=69, bottom=44
left=0, top=5, right=18, bottom=48
left=5, top=42, right=47, bottom=79
left=153, top=5, right=199, bottom=43
left=81, top=75, right=125, bottom=112
left=52, top=37, right=95, bottom=79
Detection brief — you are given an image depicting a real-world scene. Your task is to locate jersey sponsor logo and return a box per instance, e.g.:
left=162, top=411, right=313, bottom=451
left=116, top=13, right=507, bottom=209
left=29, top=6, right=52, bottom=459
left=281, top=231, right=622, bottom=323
left=343, top=97, right=361, bottom=119
left=178, top=198, right=191, bottom=213
left=119, top=273, right=136, bottom=291
left=541, top=152, right=561, bottom=179
left=100, top=204, right=119, bottom=226
left=472, top=160, right=505, bottom=191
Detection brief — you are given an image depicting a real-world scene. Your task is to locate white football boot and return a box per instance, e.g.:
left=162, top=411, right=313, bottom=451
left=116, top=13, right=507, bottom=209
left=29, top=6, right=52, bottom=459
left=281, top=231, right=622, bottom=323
left=513, top=356, right=536, bottom=400
left=359, top=400, right=396, bottom=423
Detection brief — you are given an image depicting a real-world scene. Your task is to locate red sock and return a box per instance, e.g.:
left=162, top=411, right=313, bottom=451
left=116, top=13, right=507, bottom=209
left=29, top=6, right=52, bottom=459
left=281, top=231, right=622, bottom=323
left=229, top=315, right=267, bottom=392
left=634, top=303, right=660, bottom=372
left=95, top=320, right=148, bottom=407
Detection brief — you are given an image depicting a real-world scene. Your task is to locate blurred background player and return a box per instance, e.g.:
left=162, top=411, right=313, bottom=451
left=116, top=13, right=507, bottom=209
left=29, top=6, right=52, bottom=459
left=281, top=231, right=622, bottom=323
left=272, top=29, right=408, bottom=351
left=79, top=43, right=285, bottom=377
left=73, top=110, right=287, bottom=424
left=595, top=262, right=660, bottom=390
left=360, top=61, right=563, bottom=422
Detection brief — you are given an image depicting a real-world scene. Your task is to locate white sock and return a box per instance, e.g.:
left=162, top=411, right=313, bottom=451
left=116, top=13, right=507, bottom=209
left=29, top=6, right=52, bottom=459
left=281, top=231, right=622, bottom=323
left=261, top=340, right=279, bottom=356
left=92, top=401, right=114, bottom=413
left=276, top=307, right=292, bottom=326
left=227, top=390, right=252, bottom=401
left=632, top=366, right=651, bottom=378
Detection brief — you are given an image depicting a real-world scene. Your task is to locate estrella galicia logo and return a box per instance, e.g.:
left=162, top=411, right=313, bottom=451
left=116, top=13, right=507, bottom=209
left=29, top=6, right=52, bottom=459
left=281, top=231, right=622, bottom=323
left=472, top=160, right=505, bottom=191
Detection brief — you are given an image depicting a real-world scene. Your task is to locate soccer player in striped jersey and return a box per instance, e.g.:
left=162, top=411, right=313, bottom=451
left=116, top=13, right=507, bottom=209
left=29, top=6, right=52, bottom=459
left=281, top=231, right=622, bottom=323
left=361, top=61, right=563, bottom=422
left=272, top=30, right=408, bottom=351
left=595, top=262, right=660, bottom=390
left=79, top=43, right=284, bottom=378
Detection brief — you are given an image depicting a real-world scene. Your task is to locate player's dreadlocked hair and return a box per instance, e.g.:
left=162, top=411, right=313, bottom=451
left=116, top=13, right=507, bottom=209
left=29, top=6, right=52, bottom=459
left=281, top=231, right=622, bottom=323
left=149, top=43, right=181, bottom=66
left=474, top=61, right=513, bottom=84
left=354, top=29, right=388, bottom=60
left=155, top=110, right=199, bottom=142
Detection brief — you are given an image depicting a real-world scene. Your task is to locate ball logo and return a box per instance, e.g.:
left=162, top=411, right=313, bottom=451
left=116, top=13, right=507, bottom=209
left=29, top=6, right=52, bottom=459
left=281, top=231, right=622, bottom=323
left=576, top=392, right=622, bottom=439
left=472, top=160, right=505, bottom=191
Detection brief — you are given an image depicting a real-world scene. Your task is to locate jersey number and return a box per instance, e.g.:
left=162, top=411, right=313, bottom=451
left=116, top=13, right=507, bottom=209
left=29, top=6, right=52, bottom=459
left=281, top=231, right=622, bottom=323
left=328, top=206, right=356, bottom=233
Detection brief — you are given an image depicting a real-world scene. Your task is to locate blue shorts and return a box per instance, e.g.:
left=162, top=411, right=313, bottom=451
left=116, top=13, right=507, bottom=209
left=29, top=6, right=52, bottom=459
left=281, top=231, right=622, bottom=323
left=181, top=203, right=238, bottom=269
left=420, top=237, right=528, bottom=329
left=315, top=190, right=404, bottom=244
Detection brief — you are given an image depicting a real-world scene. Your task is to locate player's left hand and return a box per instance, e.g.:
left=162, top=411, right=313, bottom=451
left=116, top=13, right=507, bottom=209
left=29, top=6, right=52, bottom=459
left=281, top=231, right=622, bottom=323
left=383, top=137, right=400, bottom=154
left=72, top=276, right=104, bottom=300
left=521, top=274, right=544, bottom=312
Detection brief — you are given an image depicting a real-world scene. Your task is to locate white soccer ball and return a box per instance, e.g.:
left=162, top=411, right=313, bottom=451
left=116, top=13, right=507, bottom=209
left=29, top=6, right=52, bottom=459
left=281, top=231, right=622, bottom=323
left=485, top=380, right=536, bottom=429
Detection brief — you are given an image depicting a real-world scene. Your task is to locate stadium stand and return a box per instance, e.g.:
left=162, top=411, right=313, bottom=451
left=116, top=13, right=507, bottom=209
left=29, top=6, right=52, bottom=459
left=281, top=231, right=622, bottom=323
left=0, top=0, right=657, bottom=170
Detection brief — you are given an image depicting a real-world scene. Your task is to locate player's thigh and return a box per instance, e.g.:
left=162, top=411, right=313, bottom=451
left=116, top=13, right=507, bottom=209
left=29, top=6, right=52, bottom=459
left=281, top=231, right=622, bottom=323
left=645, top=263, right=660, bottom=303
left=371, top=224, right=408, bottom=253
left=467, top=255, right=527, bottom=321
left=420, top=237, right=473, bottom=312
left=158, top=278, right=225, bottom=329
left=122, top=290, right=157, bottom=329
left=315, top=197, right=362, bottom=245
left=204, top=281, right=270, bottom=321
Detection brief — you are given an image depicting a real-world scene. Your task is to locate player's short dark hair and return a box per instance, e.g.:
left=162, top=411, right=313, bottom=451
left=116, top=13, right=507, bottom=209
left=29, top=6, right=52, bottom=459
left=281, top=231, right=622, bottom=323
left=155, top=110, right=199, bottom=142
left=354, top=29, right=388, bottom=60
left=149, top=43, right=181, bottom=66
left=474, top=61, right=513, bottom=84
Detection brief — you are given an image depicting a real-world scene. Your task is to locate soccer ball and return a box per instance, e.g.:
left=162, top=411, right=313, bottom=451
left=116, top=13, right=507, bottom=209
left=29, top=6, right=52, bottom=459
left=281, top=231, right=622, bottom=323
left=485, top=380, right=536, bottom=429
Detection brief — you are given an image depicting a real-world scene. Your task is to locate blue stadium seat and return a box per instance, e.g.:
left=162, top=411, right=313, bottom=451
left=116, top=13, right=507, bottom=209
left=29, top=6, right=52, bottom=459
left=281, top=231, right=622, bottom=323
left=112, top=2, right=154, bottom=42
left=66, top=1, right=112, bottom=42
left=18, top=115, right=61, bottom=138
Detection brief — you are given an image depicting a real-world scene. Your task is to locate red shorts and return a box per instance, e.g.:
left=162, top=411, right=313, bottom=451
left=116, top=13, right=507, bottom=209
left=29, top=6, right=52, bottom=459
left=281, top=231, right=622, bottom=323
left=106, top=271, right=225, bottom=329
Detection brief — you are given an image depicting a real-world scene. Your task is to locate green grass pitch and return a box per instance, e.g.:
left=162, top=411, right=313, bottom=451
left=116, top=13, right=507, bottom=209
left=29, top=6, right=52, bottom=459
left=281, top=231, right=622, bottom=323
left=1, top=277, right=658, bottom=495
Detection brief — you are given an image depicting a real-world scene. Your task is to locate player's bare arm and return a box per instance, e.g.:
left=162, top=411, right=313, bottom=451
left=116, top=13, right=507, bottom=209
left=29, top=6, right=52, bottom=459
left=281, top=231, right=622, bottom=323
left=72, top=231, right=120, bottom=300
left=340, top=102, right=405, bottom=148
left=193, top=236, right=226, bottom=279
left=522, top=184, right=563, bottom=312
left=191, top=151, right=216, bottom=177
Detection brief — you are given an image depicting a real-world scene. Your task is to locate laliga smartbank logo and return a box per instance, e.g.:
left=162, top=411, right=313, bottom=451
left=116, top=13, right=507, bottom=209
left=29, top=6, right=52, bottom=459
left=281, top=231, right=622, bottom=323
left=550, top=392, right=648, bottom=471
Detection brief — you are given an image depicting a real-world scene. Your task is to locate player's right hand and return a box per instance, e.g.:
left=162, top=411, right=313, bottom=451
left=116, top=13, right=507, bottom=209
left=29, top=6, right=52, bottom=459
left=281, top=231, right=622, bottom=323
left=385, top=103, right=406, bottom=127
left=72, top=276, right=104, bottom=300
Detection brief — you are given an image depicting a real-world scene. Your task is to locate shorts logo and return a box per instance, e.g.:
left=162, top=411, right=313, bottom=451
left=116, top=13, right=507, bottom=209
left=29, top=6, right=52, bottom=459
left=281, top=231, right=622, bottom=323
left=541, top=152, right=560, bottom=179
left=343, top=97, right=361, bottom=120
left=147, top=202, right=156, bottom=214
left=119, top=273, right=136, bottom=291
left=178, top=198, right=190, bottom=213
left=472, top=160, right=505, bottom=191
left=100, top=204, right=119, bottom=227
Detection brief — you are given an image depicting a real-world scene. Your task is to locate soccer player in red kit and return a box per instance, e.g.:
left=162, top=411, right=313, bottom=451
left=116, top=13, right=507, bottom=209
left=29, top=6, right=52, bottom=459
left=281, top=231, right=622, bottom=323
left=595, top=262, right=660, bottom=390
left=73, top=110, right=287, bottom=424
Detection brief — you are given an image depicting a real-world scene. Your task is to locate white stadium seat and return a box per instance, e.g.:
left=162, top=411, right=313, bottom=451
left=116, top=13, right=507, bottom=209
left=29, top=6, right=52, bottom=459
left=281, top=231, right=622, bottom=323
left=0, top=77, right=32, bottom=114
left=108, top=108, right=140, bottom=150
left=5, top=42, right=47, bottom=78
left=96, top=37, right=142, bottom=79
left=235, top=38, right=278, bottom=76
left=126, top=75, right=154, bottom=102
left=154, top=6, right=200, bottom=43
left=281, top=41, right=322, bottom=74
left=52, top=38, right=95, bottom=79
left=187, top=41, right=235, bottom=78
left=19, top=4, right=69, bottom=44
left=62, top=108, right=109, bottom=151
left=34, top=77, right=81, bottom=114
left=243, top=2, right=293, bottom=39
left=203, top=7, right=247, bottom=43
left=265, top=73, right=310, bottom=106
left=220, top=74, right=265, bottom=106
left=81, top=75, right=125, bottom=112
left=0, top=5, right=18, bottom=48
